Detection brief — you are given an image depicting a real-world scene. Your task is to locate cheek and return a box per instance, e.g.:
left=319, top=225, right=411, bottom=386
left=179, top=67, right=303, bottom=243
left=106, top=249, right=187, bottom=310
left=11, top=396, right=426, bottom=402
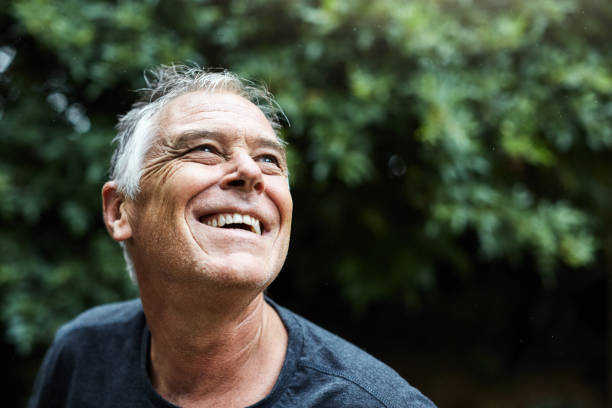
left=267, top=182, right=293, bottom=224
left=144, top=162, right=220, bottom=203
left=283, top=194, right=293, bottom=223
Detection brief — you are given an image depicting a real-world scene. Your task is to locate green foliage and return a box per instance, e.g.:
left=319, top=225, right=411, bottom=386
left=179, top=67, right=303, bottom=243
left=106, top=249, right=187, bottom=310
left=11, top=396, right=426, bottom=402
left=1, top=0, right=611, bottom=353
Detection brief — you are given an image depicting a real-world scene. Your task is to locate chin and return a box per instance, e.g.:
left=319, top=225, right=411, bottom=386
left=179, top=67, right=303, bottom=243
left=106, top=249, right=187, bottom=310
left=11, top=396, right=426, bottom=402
left=189, top=257, right=280, bottom=292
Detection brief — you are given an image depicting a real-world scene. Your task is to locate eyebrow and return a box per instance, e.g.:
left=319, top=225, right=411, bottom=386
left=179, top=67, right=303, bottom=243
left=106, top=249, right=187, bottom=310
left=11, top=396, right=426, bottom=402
left=173, top=130, right=223, bottom=147
left=173, top=130, right=287, bottom=160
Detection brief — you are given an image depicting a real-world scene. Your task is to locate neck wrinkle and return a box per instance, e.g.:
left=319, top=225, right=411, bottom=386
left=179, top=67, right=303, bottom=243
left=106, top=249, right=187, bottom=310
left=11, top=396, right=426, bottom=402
left=144, top=291, right=287, bottom=406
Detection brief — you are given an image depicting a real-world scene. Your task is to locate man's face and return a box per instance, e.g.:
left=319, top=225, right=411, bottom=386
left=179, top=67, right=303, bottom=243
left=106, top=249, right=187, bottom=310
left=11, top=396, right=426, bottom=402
left=125, top=91, right=292, bottom=290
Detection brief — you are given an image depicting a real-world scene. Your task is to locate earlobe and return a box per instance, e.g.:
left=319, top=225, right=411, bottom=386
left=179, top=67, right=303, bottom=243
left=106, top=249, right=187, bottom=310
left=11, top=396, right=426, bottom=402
left=102, top=182, right=133, bottom=241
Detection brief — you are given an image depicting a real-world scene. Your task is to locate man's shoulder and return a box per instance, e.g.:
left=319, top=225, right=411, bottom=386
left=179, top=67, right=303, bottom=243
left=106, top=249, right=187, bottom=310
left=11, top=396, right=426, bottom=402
left=44, top=298, right=145, bottom=380
left=55, top=298, right=143, bottom=342
left=28, top=299, right=146, bottom=408
left=272, top=302, right=436, bottom=408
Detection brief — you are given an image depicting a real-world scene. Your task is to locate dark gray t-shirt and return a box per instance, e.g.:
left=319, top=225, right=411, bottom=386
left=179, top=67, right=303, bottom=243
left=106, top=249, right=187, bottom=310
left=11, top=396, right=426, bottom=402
left=29, top=299, right=436, bottom=407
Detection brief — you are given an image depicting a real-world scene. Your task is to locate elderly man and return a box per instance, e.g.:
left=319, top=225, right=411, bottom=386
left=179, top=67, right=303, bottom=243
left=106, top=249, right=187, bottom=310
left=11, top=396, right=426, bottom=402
left=29, top=65, right=436, bottom=408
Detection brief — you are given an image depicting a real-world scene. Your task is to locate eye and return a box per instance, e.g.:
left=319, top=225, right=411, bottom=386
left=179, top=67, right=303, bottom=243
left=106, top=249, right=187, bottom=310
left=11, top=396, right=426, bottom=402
left=256, top=154, right=280, bottom=166
left=193, top=144, right=219, bottom=154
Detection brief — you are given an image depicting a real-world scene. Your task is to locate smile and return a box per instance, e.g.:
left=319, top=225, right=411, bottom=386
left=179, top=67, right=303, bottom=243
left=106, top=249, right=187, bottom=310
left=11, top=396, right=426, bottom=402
left=202, top=213, right=262, bottom=235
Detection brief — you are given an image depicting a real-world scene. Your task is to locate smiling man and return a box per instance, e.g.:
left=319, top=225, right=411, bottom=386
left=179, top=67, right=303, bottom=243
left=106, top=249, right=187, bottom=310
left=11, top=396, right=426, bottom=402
left=29, top=65, right=436, bottom=408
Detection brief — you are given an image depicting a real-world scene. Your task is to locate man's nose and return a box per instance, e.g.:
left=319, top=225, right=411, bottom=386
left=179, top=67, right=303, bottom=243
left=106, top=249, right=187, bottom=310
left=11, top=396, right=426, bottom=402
left=220, top=151, right=265, bottom=194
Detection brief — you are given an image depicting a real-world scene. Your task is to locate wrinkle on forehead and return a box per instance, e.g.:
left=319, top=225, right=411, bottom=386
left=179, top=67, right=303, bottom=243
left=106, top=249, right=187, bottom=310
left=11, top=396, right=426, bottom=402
left=157, top=91, right=276, bottom=141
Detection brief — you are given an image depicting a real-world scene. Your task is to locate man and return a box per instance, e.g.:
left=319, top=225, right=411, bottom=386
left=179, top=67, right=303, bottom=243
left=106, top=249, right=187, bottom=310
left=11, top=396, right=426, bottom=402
left=29, top=65, right=436, bottom=408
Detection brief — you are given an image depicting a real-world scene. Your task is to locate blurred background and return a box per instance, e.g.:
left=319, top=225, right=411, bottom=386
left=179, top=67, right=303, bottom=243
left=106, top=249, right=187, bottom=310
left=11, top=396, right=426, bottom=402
left=1, top=0, right=610, bottom=406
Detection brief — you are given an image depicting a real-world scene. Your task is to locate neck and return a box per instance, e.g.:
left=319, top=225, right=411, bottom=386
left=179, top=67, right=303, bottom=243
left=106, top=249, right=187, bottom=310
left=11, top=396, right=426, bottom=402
left=140, top=287, right=288, bottom=407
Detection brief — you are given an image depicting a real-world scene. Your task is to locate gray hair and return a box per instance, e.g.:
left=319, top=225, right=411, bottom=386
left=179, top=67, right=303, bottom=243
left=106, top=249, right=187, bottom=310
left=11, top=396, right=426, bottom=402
left=108, top=64, right=287, bottom=282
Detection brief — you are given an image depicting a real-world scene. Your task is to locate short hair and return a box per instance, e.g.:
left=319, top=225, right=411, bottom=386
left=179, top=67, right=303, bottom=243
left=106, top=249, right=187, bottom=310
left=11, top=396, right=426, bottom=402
left=110, top=64, right=287, bottom=198
left=108, top=64, right=287, bottom=282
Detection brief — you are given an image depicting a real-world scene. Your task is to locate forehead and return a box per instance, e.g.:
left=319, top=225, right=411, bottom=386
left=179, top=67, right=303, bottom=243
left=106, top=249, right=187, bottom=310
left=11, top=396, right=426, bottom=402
left=157, top=91, right=277, bottom=142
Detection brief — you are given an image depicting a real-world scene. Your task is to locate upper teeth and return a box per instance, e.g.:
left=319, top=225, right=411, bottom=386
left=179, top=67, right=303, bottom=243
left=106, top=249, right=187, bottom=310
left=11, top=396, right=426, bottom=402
left=205, top=213, right=262, bottom=235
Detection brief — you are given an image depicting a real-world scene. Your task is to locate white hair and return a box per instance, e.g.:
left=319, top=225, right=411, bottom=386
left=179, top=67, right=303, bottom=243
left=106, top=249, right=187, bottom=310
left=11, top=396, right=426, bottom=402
left=109, top=64, right=287, bottom=281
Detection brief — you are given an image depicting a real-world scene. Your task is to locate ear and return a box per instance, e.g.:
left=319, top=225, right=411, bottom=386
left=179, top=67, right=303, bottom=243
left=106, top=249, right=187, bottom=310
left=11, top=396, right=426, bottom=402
left=102, top=182, right=133, bottom=241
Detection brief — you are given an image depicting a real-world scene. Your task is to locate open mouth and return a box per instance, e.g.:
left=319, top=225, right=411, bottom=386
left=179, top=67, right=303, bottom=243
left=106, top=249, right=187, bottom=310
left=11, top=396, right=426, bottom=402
left=200, top=213, right=262, bottom=235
